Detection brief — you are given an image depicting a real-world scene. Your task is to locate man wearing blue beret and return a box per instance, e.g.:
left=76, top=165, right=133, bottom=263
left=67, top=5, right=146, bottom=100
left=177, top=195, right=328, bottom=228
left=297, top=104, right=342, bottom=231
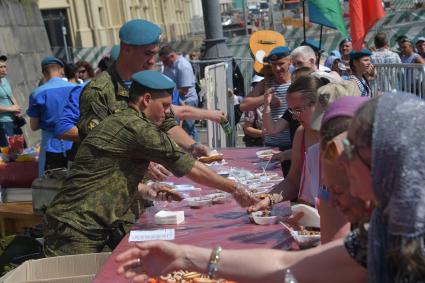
left=240, top=46, right=294, bottom=176
left=348, top=48, right=373, bottom=96
left=77, top=19, right=209, bottom=180
left=26, top=56, right=83, bottom=176
left=44, top=70, right=257, bottom=256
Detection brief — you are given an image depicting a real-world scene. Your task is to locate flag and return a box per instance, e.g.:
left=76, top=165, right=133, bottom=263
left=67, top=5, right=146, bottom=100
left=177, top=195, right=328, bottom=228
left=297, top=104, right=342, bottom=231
left=350, top=0, right=385, bottom=51
left=308, top=0, right=348, bottom=37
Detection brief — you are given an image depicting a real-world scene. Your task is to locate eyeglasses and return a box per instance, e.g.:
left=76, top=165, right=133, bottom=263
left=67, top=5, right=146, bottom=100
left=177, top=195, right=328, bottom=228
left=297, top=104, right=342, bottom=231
left=287, top=106, right=307, bottom=116
left=342, top=138, right=371, bottom=168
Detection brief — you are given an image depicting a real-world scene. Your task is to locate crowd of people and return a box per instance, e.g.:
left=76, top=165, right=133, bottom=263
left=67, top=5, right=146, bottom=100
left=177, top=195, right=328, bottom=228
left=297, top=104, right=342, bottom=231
left=0, top=17, right=424, bottom=283
left=113, top=36, right=425, bottom=282
left=241, top=32, right=425, bottom=155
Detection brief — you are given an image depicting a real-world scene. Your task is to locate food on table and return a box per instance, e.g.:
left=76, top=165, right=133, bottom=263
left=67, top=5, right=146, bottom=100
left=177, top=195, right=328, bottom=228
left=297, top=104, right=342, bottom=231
left=150, top=270, right=234, bottom=283
left=186, top=193, right=230, bottom=208
left=186, top=197, right=212, bottom=208
left=250, top=210, right=277, bottom=225
left=253, top=172, right=279, bottom=178
left=207, top=193, right=228, bottom=204
left=290, top=226, right=321, bottom=249
left=255, top=149, right=278, bottom=160
left=298, top=226, right=321, bottom=236
left=158, top=188, right=183, bottom=201
left=258, top=153, right=273, bottom=160
left=198, top=150, right=224, bottom=164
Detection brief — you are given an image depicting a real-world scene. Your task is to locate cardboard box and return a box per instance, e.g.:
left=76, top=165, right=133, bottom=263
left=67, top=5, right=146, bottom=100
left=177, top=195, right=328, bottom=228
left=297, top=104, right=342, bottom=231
left=0, top=252, right=110, bottom=283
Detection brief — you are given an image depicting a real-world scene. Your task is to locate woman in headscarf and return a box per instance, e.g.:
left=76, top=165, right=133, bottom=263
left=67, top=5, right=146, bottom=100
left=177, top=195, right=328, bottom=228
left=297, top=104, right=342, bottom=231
left=115, top=93, right=425, bottom=283
left=343, top=93, right=425, bottom=282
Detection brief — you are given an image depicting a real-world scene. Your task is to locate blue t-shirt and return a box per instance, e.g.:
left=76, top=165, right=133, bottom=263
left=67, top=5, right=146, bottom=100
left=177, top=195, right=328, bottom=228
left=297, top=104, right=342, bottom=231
left=0, top=78, right=15, bottom=123
left=27, top=77, right=82, bottom=153
left=54, top=84, right=84, bottom=137
left=163, top=56, right=198, bottom=103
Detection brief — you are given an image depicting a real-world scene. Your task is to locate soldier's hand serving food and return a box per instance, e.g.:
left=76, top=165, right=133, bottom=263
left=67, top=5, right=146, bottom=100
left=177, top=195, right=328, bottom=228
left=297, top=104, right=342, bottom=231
left=138, top=182, right=183, bottom=202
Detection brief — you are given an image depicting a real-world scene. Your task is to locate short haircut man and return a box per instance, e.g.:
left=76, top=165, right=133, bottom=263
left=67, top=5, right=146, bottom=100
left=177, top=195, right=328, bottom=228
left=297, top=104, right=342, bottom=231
left=374, top=32, right=388, bottom=49
left=291, top=45, right=316, bottom=70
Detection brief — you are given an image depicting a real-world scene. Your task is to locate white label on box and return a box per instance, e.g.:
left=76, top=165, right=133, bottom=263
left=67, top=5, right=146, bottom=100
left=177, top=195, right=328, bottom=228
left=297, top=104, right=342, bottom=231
left=129, top=229, right=175, bottom=242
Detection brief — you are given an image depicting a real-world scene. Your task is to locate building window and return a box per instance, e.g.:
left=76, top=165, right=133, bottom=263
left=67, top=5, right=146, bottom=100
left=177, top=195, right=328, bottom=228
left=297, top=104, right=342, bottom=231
left=41, top=9, right=73, bottom=48
left=99, top=6, right=106, bottom=27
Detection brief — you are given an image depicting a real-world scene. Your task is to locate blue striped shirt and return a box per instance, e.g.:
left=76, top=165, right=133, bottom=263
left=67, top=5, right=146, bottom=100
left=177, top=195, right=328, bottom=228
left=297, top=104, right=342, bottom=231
left=264, top=78, right=291, bottom=148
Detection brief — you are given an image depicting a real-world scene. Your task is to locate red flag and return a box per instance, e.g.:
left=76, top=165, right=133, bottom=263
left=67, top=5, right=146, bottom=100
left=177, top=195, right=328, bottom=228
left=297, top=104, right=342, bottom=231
left=350, top=0, right=385, bottom=51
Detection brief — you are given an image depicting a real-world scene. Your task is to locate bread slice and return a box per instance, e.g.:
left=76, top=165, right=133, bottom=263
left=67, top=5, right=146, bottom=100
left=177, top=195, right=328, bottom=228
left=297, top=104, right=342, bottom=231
left=198, top=153, right=224, bottom=163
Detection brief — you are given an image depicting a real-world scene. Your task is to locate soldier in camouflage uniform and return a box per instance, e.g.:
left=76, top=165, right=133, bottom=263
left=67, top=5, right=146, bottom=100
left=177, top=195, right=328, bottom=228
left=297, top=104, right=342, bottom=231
left=77, top=20, right=208, bottom=176
left=43, top=71, right=257, bottom=256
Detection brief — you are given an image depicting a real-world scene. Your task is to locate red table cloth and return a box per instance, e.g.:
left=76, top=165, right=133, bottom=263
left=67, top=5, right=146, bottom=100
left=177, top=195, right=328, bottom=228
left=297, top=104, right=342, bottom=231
left=0, top=161, right=38, bottom=188
left=94, top=147, right=296, bottom=283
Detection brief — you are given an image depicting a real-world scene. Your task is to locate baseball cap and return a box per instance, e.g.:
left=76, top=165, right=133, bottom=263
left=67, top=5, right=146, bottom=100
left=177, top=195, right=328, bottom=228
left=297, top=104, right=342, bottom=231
left=310, top=80, right=361, bottom=131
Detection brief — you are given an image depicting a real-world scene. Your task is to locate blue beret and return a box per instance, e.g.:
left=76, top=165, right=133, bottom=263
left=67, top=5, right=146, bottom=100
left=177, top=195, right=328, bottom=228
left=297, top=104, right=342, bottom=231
left=110, top=45, right=120, bottom=61
left=301, top=39, right=322, bottom=52
left=119, top=19, right=161, bottom=46
left=132, top=70, right=175, bottom=93
left=349, top=48, right=372, bottom=62
left=41, top=56, right=64, bottom=67
left=264, top=46, right=291, bottom=62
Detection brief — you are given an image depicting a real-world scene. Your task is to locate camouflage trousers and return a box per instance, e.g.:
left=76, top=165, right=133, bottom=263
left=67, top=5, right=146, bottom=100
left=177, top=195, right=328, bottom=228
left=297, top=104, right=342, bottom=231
left=43, top=215, right=127, bottom=257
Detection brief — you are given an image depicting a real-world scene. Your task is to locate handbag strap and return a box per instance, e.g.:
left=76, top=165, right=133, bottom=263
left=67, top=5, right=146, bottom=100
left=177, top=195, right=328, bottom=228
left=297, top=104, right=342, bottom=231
left=0, top=82, right=14, bottom=105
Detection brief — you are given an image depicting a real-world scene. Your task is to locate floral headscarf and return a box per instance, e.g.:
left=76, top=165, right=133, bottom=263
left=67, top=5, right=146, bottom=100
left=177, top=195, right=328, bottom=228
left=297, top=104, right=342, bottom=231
left=369, top=93, right=425, bottom=282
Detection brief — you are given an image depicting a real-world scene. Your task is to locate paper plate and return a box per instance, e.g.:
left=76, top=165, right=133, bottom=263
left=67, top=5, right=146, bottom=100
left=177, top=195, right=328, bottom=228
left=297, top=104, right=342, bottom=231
left=291, top=204, right=320, bottom=228
left=255, top=149, right=275, bottom=160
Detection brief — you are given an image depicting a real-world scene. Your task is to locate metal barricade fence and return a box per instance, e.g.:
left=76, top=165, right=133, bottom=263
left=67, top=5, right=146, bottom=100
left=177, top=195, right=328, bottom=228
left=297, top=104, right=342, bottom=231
left=189, top=58, right=254, bottom=148
left=372, top=63, right=425, bottom=99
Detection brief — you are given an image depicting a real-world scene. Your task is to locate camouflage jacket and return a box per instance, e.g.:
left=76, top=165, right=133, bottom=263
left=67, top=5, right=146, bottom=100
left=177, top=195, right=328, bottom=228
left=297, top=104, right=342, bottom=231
left=77, top=64, right=177, bottom=141
left=46, top=107, right=195, bottom=233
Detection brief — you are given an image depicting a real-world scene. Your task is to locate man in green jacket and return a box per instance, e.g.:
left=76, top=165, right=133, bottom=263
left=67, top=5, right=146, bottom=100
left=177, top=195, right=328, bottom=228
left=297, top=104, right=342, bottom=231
left=44, top=70, right=257, bottom=256
left=76, top=19, right=208, bottom=180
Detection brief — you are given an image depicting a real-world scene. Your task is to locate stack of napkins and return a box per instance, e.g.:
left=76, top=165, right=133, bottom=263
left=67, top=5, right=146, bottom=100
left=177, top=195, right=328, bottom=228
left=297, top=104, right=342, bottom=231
left=155, top=210, right=185, bottom=225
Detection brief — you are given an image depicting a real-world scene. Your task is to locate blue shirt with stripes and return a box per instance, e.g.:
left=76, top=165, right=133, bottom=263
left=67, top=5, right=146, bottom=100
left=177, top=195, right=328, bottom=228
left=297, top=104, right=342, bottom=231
left=264, top=78, right=291, bottom=148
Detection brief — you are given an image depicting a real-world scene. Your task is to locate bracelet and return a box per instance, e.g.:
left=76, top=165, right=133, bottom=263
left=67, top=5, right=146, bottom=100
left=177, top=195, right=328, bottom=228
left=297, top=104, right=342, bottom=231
left=207, top=246, right=222, bottom=279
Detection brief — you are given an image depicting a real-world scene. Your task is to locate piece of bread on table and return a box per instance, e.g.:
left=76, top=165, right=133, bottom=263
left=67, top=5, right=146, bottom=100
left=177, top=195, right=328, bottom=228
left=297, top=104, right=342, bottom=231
left=198, top=153, right=224, bottom=163
left=197, top=149, right=224, bottom=163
